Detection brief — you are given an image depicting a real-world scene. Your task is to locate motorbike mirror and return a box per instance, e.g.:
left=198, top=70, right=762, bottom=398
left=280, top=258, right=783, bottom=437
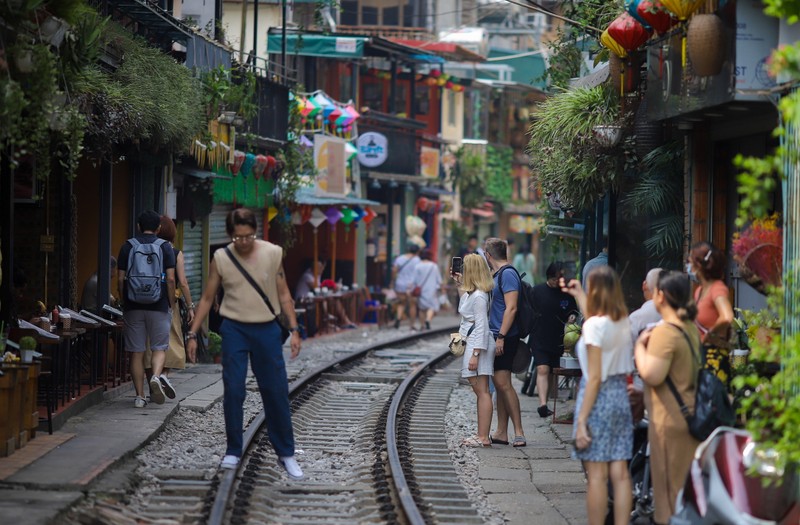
left=742, top=441, right=785, bottom=479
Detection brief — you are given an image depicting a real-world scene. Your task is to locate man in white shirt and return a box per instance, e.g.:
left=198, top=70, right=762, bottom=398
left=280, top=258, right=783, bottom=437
left=392, top=244, right=421, bottom=329
left=628, top=268, right=663, bottom=345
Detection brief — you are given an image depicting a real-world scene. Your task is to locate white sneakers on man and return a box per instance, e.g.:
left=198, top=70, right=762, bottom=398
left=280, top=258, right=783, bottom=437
left=220, top=455, right=240, bottom=469
left=149, top=376, right=166, bottom=404
left=279, top=456, right=304, bottom=480
left=159, top=374, right=176, bottom=399
left=134, top=396, right=147, bottom=408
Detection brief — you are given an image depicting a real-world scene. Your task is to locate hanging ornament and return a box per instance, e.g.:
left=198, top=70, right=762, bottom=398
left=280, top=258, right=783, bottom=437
left=430, top=69, right=442, bottom=78
left=253, top=155, right=269, bottom=179
left=322, top=99, right=337, bottom=119
left=240, top=153, right=256, bottom=179
left=625, top=0, right=652, bottom=30
left=291, top=211, right=303, bottom=225
left=346, top=104, right=360, bottom=122
left=362, top=206, right=377, bottom=225
left=340, top=207, right=357, bottom=240
left=325, top=207, right=343, bottom=229
left=309, top=207, right=327, bottom=229
left=300, top=204, right=313, bottom=224
left=601, top=29, right=628, bottom=59
left=327, top=106, right=342, bottom=124
left=608, top=13, right=652, bottom=53
left=426, top=77, right=438, bottom=87
left=417, top=196, right=431, bottom=212
left=351, top=205, right=364, bottom=223
left=230, top=150, right=246, bottom=175
left=659, top=0, right=704, bottom=66
left=445, top=81, right=454, bottom=89
left=636, top=0, right=675, bottom=34
left=437, top=77, right=447, bottom=87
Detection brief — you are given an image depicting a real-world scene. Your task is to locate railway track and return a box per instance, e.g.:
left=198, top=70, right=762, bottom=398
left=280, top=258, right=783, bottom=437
left=207, top=329, right=484, bottom=525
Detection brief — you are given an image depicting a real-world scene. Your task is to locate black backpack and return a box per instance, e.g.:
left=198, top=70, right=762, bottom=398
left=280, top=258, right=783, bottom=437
left=497, top=265, right=540, bottom=340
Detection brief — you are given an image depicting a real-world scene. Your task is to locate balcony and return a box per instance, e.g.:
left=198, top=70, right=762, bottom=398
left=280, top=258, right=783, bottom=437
left=336, top=25, right=433, bottom=41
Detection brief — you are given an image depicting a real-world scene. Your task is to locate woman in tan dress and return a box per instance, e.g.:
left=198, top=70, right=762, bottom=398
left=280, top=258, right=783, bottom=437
left=634, top=271, right=701, bottom=525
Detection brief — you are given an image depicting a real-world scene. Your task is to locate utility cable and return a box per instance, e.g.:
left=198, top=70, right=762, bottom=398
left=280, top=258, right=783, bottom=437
left=501, top=0, right=602, bottom=34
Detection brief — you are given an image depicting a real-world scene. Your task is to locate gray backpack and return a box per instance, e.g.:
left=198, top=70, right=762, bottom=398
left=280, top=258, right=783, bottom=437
left=126, top=238, right=166, bottom=304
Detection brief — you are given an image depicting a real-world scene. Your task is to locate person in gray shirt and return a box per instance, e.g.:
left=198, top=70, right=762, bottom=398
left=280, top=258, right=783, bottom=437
left=628, top=268, right=664, bottom=345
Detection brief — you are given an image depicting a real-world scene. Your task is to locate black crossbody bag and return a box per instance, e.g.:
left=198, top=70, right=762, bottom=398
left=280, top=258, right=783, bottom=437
left=224, top=247, right=291, bottom=344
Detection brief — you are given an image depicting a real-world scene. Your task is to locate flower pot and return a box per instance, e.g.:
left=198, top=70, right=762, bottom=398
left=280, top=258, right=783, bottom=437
left=731, top=349, right=749, bottom=368
left=687, top=14, right=727, bottom=77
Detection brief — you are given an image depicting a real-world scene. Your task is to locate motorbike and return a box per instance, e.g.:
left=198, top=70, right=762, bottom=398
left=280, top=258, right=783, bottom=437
left=605, top=418, right=655, bottom=525
left=670, top=426, right=800, bottom=524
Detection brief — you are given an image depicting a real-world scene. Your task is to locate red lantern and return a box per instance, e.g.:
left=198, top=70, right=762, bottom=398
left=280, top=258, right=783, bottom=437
left=265, top=155, right=277, bottom=179
left=607, top=13, right=651, bottom=53
left=636, top=0, right=675, bottom=34
left=445, top=81, right=454, bottom=89
left=430, top=69, right=442, bottom=78
left=230, top=150, right=245, bottom=175
left=417, top=197, right=430, bottom=211
left=253, top=154, right=269, bottom=179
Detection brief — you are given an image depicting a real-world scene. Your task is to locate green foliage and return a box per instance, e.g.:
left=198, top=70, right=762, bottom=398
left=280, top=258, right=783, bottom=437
left=733, top=153, right=781, bottom=228
left=207, top=331, right=222, bottom=355
left=19, top=336, right=37, bottom=351
left=486, top=145, right=513, bottom=205
left=620, top=142, right=685, bottom=262
left=733, top=279, right=800, bottom=479
left=537, top=0, right=622, bottom=90
left=527, top=86, right=620, bottom=211
left=201, top=66, right=258, bottom=121
left=455, top=148, right=487, bottom=210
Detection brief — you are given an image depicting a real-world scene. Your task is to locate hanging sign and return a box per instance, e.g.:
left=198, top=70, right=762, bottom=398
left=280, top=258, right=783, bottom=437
left=357, top=132, right=388, bottom=168
left=314, top=135, right=348, bottom=196
left=420, top=146, right=440, bottom=179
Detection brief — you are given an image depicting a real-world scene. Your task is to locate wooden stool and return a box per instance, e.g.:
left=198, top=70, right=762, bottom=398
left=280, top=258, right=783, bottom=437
left=551, top=367, right=582, bottom=424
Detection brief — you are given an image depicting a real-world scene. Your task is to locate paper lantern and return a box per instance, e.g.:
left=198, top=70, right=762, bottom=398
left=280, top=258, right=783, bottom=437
left=291, top=211, right=303, bottom=225
left=430, top=69, right=442, bottom=78
left=299, top=135, right=313, bottom=148
left=239, top=153, right=255, bottom=179
left=437, top=77, right=447, bottom=87
left=325, top=207, right=343, bottom=227
left=608, top=13, right=651, bottom=53
left=636, top=0, right=675, bottom=34
left=625, top=0, right=652, bottom=29
left=267, top=206, right=278, bottom=222
left=253, top=154, right=269, bottom=179
left=346, top=104, right=360, bottom=122
left=601, top=29, right=627, bottom=59
left=351, top=205, right=364, bottom=223
left=445, top=81, right=454, bottom=89
left=362, top=206, right=377, bottom=225
left=341, top=207, right=357, bottom=225
left=327, top=106, right=342, bottom=123
left=230, top=150, right=245, bottom=175
left=345, top=142, right=357, bottom=161
left=309, top=207, right=326, bottom=229
left=301, top=98, right=316, bottom=117
left=322, top=100, right=337, bottom=119
left=660, top=0, right=703, bottom=20
left=264, top=155, right=277, bottom=179
left=426, top=77, right=438, bottom=87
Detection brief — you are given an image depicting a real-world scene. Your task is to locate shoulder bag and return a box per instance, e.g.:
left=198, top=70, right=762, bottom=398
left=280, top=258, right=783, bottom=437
left=412, top=266, right=435, bottom=298
left=224, top=247, right=292, bottom=344
left=449, top=323, right=476, bottom=357
left=665, top=323, right=736, bottom=441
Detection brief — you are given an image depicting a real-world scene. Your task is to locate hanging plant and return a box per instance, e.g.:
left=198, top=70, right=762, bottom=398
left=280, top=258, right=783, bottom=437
left=455, top=148, right=486, bottom=210
left=528, top=85, right=620, bottom=211
left=486, top=145, right=513, bottom=206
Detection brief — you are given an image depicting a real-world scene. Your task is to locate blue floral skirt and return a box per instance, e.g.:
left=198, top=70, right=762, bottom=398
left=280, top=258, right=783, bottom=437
left=572, top=374, right=633, bottom=462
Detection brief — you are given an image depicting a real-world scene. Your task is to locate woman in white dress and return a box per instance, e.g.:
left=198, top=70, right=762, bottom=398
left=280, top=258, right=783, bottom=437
left=455, top=253, right=496, bottom=447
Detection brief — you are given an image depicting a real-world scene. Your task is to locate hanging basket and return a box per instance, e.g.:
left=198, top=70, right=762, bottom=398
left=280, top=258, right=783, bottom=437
left=736, top=242, right=782, bottom=295
left=687, top=14, right=727, bottom=77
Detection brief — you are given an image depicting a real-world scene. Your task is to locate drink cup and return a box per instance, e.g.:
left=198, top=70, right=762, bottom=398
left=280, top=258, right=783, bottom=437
left=732, top=349, right=749, bottom=368
left=61, top=313, right=72, bottom=330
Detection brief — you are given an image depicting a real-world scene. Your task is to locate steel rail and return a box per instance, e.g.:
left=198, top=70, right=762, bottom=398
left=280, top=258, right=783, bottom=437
left=385, top=347, right=452, bottom=525
left=208, top=326, right=456, bottom=525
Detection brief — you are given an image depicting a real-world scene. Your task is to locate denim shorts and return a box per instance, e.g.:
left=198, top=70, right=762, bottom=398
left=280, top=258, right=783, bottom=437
left=124, top=309, right=171, bottom=352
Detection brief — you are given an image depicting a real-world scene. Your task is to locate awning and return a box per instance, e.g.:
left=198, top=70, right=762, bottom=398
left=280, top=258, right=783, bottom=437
left=175, top=166, right=231, bottom=180
left=295, top=187, right=379, bottom=206
left=390, top=40, right=486, bottom=62
left=267, top=31, right=443, bottom=63
left=420, top=186, right=455, bottom=197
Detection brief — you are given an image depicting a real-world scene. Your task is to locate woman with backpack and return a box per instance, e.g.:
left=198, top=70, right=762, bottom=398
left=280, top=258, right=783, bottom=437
left=634, top=271, right=702, bottom=524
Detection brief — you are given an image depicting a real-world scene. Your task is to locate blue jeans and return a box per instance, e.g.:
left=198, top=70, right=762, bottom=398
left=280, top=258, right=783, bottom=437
left=220, top=319, right=295, bottom=458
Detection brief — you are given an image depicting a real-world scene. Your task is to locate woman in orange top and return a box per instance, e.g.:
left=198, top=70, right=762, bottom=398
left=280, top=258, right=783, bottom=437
left=686, top=241, right=734, bottom=384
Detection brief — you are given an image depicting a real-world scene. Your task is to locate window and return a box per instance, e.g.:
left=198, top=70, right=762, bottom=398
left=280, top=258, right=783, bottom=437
left=403, top=1, right=415, bottom=27
left=414, top=85, right=429, bottom=116
left=447, top=90, right=456, bottom=126
left=362, top=6, right=378, bottom=25
left=383, top=6, right=399, bottom=26
left=340, top=1, right=358, bottom=25
left=363, top=82, right=383, bottom=111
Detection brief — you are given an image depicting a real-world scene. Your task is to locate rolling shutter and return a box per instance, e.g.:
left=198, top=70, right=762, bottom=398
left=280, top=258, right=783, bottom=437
left=181, top=218, right=204, bottom=303
left=209, top=204, right=264, bottom=246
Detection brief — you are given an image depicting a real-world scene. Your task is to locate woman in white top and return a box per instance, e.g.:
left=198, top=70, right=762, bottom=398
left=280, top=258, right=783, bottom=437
left=455, top=253, right=496, bottom=447
left=561, top=266, right=633, bottom=525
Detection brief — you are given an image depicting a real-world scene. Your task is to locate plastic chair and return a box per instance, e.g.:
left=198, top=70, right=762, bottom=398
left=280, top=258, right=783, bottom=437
left=361, top=288, right=388, bottom=328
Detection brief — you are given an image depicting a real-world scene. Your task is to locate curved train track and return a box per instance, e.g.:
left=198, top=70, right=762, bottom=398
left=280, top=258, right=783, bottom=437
left=207, top=328, right=484, bottom=525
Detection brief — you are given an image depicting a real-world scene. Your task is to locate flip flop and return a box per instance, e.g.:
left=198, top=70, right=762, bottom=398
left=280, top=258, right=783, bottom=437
left=462, top=437, right=492, bottom=448
left=490, top=436, right=509, bottom=445
left=512, top=435, right=527, bottom=448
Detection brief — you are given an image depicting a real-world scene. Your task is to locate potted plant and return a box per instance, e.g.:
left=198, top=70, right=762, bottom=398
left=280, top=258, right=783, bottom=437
left=19, top=336, right=37, bottom=363
left=208, top=331, right=222, bottom=364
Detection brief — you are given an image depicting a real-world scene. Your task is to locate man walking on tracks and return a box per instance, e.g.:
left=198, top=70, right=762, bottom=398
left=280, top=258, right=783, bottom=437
left=186, top=208, right=304, bottom=478
left=118, top=210, right=176, bottom=408
left=484, top=238, right=527, bottom=447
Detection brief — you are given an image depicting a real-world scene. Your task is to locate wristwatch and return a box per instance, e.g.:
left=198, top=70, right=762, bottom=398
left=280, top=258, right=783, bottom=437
left=497, top=333, right=506, bottom=340
left=288, top=326, right=299, bottom=332
left=472, top=351, right=481, bottom=357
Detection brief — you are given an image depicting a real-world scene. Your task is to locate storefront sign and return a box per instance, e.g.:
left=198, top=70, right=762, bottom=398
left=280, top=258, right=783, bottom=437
left=420, top=146, right=440, bottom=179
left=314, top=135, right=347, bottom=196
left=357, top=132, right=388, bottom=168
left=335, top=38, right=359, bottom=54
left=509, top=214, right=537, bottom=234
left=735, top=0, right=779, bottom=99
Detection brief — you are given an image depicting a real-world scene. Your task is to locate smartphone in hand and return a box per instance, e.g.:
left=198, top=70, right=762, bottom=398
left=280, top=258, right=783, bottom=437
left=451, top=256, right=463, bottom=275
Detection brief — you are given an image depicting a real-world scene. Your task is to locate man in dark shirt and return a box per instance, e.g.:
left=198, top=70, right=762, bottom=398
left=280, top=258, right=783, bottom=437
left=531, top=262, right=578, bottom=417
left=117, top=210, right=176, bottom=408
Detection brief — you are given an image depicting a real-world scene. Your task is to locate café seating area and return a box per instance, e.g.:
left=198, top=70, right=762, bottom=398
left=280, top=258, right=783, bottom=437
left=0, top=309, right=128, bottom=458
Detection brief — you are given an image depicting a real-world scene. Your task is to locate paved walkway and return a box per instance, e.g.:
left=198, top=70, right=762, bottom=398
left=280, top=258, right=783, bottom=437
left=0, top=314, right=587, bottom=524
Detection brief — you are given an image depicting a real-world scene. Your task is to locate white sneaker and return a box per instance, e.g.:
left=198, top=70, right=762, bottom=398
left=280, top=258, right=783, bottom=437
left=149, top=376, right=166, bottom=404
left=134, top=396, right=147, bottom=408
left=159, top=374, right=176, bottom=399
left=220, top=455, right=240, bottom=469
left=279, top=456, right=304, bottom=480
